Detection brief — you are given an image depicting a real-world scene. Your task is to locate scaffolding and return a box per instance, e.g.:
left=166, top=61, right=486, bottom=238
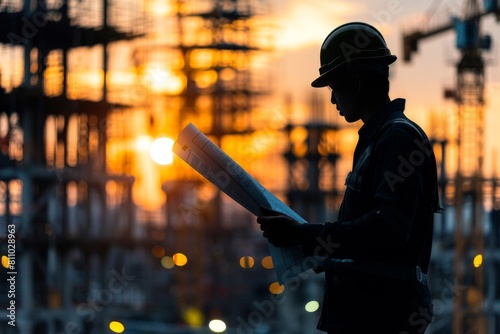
left=402, top=1, right=500, bottom=333
left=0, top=0, right=286, bottom=333
left=0, top=1, right=156, bottom=333
left=156, top=0, right=280, bottom=327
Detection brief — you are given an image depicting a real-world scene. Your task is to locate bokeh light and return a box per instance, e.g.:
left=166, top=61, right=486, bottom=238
left=184, top=307, right=204, bottom=326
left=473, top=254, right=483, bottom=268
left=305, top=300, right=320, bottom=312
left=109, top=321, right=125, bottom=333
left=208, top=319, right=227, bottom=333
left=151, top=245, right=166, bottom=258
left=173, top=252, right=188, bottom=266
left=261, top=256, right=273, bottom=269
left=161, top=256, right=175, bottom=269
left=1, top=256, right=9, bottom=269
left=269, top=282, right=284, bottom=294
left=239, top=256, right=255, bottom=268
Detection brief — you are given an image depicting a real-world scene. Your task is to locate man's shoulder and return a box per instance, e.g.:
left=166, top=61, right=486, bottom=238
left=380, top=112, right=428, bottom=142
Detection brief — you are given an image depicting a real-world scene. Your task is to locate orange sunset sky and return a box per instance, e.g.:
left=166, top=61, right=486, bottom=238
left=2, top=0, right=498, bottom=211
left=269, top=0, right=500, bottom=178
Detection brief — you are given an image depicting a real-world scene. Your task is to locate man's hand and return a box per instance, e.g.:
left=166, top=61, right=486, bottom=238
left=257, top=207, right=302, bottom=247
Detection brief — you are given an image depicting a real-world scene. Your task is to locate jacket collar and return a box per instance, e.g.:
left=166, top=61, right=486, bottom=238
left=358, top=98, right=406, bottom=140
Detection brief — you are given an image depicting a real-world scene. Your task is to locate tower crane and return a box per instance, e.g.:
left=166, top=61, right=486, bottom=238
left=402, top=1, right=500, bottom=333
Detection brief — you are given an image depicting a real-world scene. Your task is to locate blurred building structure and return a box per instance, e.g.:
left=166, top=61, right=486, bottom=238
left=2, top=1, right=499, bottom=334
left=403, top=1, right=500, bottom=333
left=0, top=0, right=157, bottom=333
left=0, top=0, right=331, bottom=334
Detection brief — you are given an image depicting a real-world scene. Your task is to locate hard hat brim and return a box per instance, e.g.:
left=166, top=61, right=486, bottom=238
left=311, top=55, right=397, bottom=88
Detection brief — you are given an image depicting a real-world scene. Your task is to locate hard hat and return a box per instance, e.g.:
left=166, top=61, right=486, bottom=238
left=311, top=22, right=396, bottom=88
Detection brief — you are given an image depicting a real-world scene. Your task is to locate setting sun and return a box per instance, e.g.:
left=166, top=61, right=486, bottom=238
left=149, top=137, right=175, bottom=165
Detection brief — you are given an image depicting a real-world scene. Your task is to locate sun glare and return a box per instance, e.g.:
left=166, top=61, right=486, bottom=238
left=141, top=63, right=186, bottom=95
left=146, top=0, right=176, bottom=16
left=272, top=1, right=358, bottom=50
left=149, top=137, right=175, bottom=165
left=136, top=135, right=152, bottom=152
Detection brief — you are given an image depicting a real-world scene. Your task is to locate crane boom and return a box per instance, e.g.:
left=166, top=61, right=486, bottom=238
left=402, top=2, right=499, bottom=62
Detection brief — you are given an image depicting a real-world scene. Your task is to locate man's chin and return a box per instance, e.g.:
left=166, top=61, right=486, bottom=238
left=343, top=116, right=359, bottom=123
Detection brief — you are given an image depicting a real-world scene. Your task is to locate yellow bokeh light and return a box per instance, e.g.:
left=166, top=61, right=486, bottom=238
left=151, top=245, right=166, bottom=258
left=161, top=256, right=175, bottom=269
left=109, top=321, right=125, bottom=333
left=1, top=255, right=9, bottom=269
left=219, top=68, right=235, bottom=81
left=290, top=126, right=308, bottom=143
left=338, top=128, right=358, bottom=155
left=193, top=70, right=218, bottom=89
left=190, top=49, right=216, bottom=69
left=261, top=256, right=273, bottom=269
left=290, top=126, right=309, bottom=158
left=173, top=253, right=188, bottom=266
left=149, top=137, right=175, bottom=165
left=239, top=256, right=255, bottom=269
left=44, top=65, right=64, bottom=96
left=473, top=254, right=483, bottom=268
left=269, top=282, right=284, bottom=295
left=305, top=300, right=320, bottom=312
left=184, top=307, right=204, bottom=327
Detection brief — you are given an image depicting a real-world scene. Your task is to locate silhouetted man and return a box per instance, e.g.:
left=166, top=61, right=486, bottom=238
left=258, top=22, right=441, bottom=334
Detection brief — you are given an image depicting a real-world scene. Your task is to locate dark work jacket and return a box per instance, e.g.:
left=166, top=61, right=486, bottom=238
left=300, top=99, right=440, bottom=333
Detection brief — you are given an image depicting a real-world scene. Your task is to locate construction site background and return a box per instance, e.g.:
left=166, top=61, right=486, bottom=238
left=0, top=1, right=499, bottom=334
